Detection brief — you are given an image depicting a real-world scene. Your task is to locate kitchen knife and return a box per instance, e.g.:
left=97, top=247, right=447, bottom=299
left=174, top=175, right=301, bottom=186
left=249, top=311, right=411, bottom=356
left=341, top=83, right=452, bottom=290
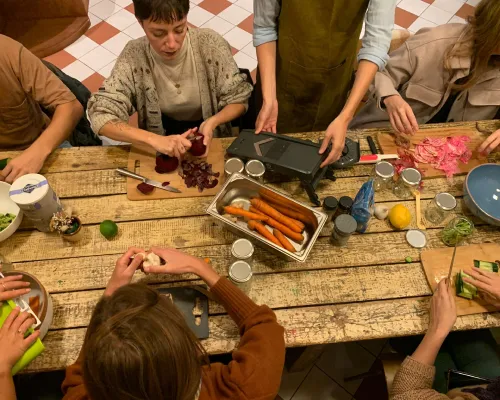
left=446, top=244, right=458, bottom=287
left=357, top=154, right=399, bottom=164
left=116, top=168, right=182, bottom=193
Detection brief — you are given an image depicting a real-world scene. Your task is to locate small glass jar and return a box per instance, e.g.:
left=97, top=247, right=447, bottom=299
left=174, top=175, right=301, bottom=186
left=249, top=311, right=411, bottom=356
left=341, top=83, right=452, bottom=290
left=393, top=168, right=422, bottom=199
left=425, top=193, right=457, bottom=225
left=245, top=160, right=266, bottom=182
left=224, top=158, right=244, bottom=178
left=334, top=196, right=353, bottom=219
left=331, top=214, right=357, bottom=246
left=323, top=196, right=338, bottom=222
left=231, top=238, right=254, bottom=265
left=373, top=161, right=395, bottom=192
left=441, top=216, right=474, bottom=247
left=229, top=260, right=253, bottom=292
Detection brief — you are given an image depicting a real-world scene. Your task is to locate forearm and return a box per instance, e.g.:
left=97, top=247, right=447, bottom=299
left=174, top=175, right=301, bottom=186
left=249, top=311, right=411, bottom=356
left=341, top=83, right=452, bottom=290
left=256, top=42, right=277, bottom=102
left=191, top=261, right=221, bottom=288
left=99, top=120, right=157, bottom=149
left=31, top=100, right=82, bottom=155
left=339, top=60, right=378, bottom=121
left=211, top=103, right=246, bottom=126
left=412, top=330, right=447, bottom=366
left=0, top=370, right=16, bottom=400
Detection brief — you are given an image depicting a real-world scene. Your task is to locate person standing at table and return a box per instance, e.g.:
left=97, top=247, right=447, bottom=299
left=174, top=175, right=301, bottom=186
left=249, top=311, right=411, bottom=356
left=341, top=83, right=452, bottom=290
left=253, top=0, right=397, bottom=167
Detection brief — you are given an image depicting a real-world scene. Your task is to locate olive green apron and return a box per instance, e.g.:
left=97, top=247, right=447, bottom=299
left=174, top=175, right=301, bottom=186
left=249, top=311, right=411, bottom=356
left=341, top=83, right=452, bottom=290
left=276, top=0, right=369, bottom=133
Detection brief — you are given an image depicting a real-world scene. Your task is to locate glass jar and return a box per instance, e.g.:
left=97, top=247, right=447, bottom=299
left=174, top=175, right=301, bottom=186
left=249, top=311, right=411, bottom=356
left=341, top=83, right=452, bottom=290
left=323, top=196, right=338, bottom=222
left=425, top=193, right=457, bottom=225
left=333, top=196, right=353, bottom=219
left=373, top=161, right=395, bottom=192
left=441, top=216, right=474, bottom=247
left=393, top=168, right=422, bottom=199
left=229, top=260, right=253, bottom=292
left=224, top=158, right=244, bottom=178
left=231, top=238, right=254, bottom=265
left=331, top=214, right=357, bottom=246
left=245, top=160, right=266, bottom=182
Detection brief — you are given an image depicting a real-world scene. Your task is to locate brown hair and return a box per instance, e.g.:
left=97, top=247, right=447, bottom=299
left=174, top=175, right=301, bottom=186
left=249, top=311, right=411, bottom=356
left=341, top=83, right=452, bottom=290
left=445, top=0, right=500, bottom=90
left=133, top=0, right=190, bottom=23
left=82, top=284, right=207, bottom=400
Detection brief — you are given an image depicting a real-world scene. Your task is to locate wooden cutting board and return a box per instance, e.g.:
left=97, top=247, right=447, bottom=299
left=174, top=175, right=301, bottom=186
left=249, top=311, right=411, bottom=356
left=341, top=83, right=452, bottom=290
left=421, top=243, right=500, bottom=316
left=126, top=139, right=225, bottom=200
left=377, top=127, right=488, bottom=178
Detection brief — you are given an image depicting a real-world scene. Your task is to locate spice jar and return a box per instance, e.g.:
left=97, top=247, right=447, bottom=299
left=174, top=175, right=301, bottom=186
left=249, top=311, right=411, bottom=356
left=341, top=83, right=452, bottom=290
left=425, top=193, right=457, bottom=225
left=334, top=196, right=353, bottom=219
left=224, top=158, right=244, bottom=177
left=393, top=168, right=422, bottom=199
left=245, top=160, right=266, bottom=182
left=373, top=161, right=395, bottom=192
left=331, top=214, right=357, bottom=246
left=323, top=196, right=338, bottom=222
left=228, top=260, right=253, bottom=292
left=231, top=238, right=254, bottom=265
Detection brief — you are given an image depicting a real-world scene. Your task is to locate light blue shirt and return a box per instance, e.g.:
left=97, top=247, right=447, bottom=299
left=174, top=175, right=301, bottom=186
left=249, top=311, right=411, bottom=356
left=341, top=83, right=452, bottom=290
left=253, top=0, right=397, bottom=70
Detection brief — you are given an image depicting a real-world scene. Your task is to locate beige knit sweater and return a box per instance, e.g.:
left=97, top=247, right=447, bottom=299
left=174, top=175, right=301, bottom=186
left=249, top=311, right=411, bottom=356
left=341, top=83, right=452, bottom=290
left=391, top=357, right=483, bottom=400
left=87, top=28, right=252, bottom=137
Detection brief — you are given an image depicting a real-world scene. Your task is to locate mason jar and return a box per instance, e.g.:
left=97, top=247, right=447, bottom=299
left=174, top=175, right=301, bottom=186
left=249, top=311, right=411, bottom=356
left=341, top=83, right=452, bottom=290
left=373, top=161, right=395, bottom=192
left=425, top=193, right=457, bottom=225
left=393, top=168, right=421, bottom=199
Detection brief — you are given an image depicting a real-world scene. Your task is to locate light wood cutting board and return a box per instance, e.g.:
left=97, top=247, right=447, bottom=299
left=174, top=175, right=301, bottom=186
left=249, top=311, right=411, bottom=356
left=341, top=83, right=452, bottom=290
left=126, top=139, right=225, bottom=200
left=378, top=127, right=488, bottom=178
left=421, top=243, right=500, bottom=316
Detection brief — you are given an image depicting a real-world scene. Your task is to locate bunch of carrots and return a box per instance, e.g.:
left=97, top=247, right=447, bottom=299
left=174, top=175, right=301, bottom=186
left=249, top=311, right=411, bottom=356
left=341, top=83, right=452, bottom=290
left=223, top=198, right=307, bottom=252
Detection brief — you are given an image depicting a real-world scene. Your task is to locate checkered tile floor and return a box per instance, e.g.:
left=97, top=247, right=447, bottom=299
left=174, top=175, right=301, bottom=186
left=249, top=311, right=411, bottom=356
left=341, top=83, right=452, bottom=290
left=43, top=0, right=479, bottom=95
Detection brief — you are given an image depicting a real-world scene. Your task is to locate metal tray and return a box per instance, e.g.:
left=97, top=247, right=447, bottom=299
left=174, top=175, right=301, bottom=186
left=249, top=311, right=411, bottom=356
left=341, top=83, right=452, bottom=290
left=206, top=173, right=327, bottom=262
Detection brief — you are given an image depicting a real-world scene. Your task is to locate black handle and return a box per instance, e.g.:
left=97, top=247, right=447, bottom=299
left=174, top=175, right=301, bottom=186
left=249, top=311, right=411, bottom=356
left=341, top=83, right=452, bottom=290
left=367, top=136, right=378, bottom=155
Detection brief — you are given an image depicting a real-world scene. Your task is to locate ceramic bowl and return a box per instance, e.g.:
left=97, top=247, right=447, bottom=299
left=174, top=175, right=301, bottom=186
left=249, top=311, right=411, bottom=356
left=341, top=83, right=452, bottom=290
left=463, top=164, right=500, bottom=227
left=0, top=181, right=23, bottom=242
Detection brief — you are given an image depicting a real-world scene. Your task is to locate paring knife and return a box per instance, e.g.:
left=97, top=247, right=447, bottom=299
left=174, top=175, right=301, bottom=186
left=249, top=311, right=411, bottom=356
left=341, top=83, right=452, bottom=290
left=446, top=244, right=458, bottom=286
left=116, top=168, right=182, bottom=193
left=357, top=154, right=399, bottom=164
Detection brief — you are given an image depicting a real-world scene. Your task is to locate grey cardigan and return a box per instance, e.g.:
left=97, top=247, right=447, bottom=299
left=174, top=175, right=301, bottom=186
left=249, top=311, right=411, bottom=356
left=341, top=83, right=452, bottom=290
left=88, top=28, right=253, bottom=137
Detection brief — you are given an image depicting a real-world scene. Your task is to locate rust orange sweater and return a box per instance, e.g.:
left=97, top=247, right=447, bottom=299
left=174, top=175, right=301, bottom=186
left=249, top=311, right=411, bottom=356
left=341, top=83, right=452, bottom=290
left=61, top=277, right=286, bottom=400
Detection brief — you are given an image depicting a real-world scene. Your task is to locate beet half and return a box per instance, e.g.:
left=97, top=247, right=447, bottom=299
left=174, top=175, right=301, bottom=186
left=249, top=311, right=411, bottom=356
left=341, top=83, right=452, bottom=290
left=137, top=182, right=155, bottom=195
left=189, top=133, right=207, bottom=157
left=155, top=154, right=179, bottom=174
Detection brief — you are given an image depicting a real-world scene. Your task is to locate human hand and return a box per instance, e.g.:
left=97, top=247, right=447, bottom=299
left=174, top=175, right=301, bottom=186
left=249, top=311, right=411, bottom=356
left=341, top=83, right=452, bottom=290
left=0, top=148, right=48, bottom=184
left=463, top=268, right=500, bottom=308
left=255, top=99, right=278, bottom=134
left=428, top=278, right=457, bottom=338
left=319, top=115, right=349, bottom=168
left=383, top=95, right=419, bottom=136
left=199, top=118, right=216, bottom=156
left=150, top=130, right=195, bottom=159
left=478, top=129, right=500, bottom=156
left=0, top=274, right=31, bottom=303
left=0, top=307, right=40, bottom=373
left=104, top=247, right=145, bottom=297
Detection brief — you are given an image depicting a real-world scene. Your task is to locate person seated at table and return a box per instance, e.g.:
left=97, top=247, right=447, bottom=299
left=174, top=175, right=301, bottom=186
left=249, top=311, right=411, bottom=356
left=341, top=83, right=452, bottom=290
left=61, top=247, right=285, bottom=400
left=88, top=0, right=253, bottom=159
left=0, top=35, right=83, bottom=183
left=0, top=274, right=39, bottom=400
left=350, top=0, right=500, bottom=156
left=390, top=278, right=500, bottom=399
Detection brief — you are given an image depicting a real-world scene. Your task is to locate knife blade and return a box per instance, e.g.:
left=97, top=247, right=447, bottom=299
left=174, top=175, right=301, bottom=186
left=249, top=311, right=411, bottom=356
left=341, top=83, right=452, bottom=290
left=446, top=244, right=458, bottom=286
left=116, top=168, right=182, bottom=193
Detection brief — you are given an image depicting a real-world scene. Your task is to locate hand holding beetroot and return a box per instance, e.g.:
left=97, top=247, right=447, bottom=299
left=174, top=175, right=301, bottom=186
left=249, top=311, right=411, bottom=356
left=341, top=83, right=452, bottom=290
left=149, top=129, right=194, bottom=159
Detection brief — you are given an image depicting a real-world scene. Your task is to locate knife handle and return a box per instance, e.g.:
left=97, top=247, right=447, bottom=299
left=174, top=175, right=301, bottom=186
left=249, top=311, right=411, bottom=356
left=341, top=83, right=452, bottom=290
left=116, top=168, right=145, bottom=182
left=367, top=136, right=378, bottom=155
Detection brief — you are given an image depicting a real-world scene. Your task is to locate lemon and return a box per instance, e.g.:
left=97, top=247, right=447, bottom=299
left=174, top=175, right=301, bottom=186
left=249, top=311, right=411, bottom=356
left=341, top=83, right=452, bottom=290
left=389, top=205, right=411, bottom=230
left=100, top=220, right=118, bottom=239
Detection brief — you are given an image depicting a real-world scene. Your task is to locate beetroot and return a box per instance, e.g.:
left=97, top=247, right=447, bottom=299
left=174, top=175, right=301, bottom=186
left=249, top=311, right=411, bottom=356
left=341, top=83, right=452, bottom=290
left=162, top=181, right=170, bottom=187
left=155, top=154, right=179, bottom=173
left=179, top=160, right=220, bottom=192
left=189, top=133, right=207, bottom=157
left=137, top=182, right=155, bottom=195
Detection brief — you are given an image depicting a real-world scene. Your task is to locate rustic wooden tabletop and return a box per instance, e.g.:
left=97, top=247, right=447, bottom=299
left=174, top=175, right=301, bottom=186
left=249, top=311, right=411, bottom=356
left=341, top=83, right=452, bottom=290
left=1, top=120, right=499, bottom=373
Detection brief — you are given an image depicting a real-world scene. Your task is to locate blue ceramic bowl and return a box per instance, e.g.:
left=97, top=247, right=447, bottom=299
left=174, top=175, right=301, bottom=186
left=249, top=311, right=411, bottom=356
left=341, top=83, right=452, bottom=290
left=463, top=164, right=500, bottom=227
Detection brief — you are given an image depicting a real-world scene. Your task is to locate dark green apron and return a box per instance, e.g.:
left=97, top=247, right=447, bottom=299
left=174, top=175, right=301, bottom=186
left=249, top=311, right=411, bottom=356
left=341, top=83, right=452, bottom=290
left=276, top=0, right=370, bottom=133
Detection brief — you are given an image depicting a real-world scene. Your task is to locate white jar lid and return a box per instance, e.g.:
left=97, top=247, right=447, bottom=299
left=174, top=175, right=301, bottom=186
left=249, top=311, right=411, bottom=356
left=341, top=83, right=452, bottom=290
left=9, top=174, right=50, bottom=205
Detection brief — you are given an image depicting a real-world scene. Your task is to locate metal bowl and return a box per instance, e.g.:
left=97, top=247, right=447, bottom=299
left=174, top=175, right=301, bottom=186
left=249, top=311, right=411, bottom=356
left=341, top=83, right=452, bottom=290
left=463, top=164, right=500, bottom=227
left=206, top=173, right=327, bottom=262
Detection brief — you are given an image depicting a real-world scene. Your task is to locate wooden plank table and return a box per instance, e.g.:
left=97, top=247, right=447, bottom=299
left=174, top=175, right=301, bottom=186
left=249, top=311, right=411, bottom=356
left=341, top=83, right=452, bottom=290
left=1, top=120, right=500, bottom=373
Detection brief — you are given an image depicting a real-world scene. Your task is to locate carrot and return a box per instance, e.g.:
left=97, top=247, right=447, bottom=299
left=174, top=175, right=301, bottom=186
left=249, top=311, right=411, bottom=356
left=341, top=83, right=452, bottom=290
left=248, top=220, right=283, bottom=248
left=249, top=206, right=267, bottom=217
left=265, top=202, right=308, bottom=227
left=223, top=206, right=268, bottom=221
left=266, top=216, right=304, bottom=242
left=273, top=229, right=296, bottom=252
left=250, top=199, right=302, bottom=233
left=250, top=205, right=304, bottom=231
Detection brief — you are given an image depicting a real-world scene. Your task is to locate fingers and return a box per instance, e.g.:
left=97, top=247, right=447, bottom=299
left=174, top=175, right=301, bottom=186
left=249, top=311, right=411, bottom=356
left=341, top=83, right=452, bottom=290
left=463, top=276, right=491, bottom=293
left=388, top=114, right=399, bottom=134
left=11, top=311, right=32, bottom=333
left=1, top=280, right=30, bottom=291
left=149, top=246, right=171, bottom=259
left=398, top=109, right=413, bottom=135
left=2, top=307, right=20, bottom=331
left=465, top=268, right=494, bottom=283
left=406, top=108, right=419, bottom=134
left=318, top=135, right=330, bottom=155
left=23, top=330, right=40, bottom=349
left=391, top=112, right=406, bottom=134
left=271, top=123, right=277, bottom=134
left=0, top=288, right=31, bottom=302
left=118, top=247, right=145, bottom=265
left=1, top=275, right=24, bottom=283
left=142, top=264, right=169, bottom=274
left=126, top=253, right=144, bottom=272
left=2, top=164, right=13, bottom=182
left=180, top=136, right=192, bottom=149
left=479, top=133, right=500, bottom=155
left=18, top=315, right=36, bottom=335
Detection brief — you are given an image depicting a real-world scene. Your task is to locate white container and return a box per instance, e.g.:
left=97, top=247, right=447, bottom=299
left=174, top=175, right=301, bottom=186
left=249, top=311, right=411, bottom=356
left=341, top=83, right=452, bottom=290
left=9, top=174, right=62, bottom=232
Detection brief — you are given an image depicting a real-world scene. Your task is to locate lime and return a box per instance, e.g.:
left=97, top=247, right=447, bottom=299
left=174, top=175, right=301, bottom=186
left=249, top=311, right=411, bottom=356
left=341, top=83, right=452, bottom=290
left=100, top=220, right=118, bottom=239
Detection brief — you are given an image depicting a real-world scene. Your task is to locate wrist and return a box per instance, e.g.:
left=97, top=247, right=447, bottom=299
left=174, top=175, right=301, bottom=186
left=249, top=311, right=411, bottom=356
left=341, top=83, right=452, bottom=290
left=338, top=111, right=354, bottom=124
left=425, top=327, right=449, bottom=342
left=0, top=365, right=12, bottom=377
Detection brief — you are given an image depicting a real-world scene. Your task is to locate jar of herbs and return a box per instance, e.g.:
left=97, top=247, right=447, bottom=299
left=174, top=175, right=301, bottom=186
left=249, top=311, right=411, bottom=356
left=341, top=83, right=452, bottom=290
left=393, top=168, right=421, bottom=199
left=322, top=196, right=338, bottom=222
left=333, top=196, right=353, bottom=219
left=441, top=216, right=474, bottom=247
left=425, top=193, right=457, bottom=225
left=373, top=161, right=395, bottom=192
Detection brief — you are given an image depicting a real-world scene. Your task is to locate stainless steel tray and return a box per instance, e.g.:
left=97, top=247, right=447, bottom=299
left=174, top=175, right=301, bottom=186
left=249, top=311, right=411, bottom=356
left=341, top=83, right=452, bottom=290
left=206, top=173, right=327, bottom=262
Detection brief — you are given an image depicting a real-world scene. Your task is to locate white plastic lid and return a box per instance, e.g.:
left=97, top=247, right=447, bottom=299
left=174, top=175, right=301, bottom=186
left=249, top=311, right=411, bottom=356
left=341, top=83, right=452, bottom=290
left=9, top=174, right=49, bottom=205
left=406, top=230, right=427, bottom=248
